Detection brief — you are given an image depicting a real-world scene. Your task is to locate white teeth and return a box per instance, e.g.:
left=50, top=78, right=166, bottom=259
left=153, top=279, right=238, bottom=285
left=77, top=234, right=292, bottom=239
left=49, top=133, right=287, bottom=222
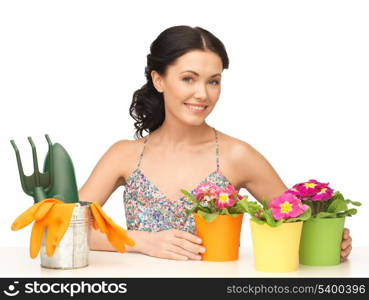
left=186, top=104, right=206, bottom=111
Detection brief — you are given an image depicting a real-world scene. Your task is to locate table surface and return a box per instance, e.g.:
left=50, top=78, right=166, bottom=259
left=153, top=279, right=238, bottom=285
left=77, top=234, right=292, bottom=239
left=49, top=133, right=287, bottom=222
left=1, top=247, right=368, bottom=278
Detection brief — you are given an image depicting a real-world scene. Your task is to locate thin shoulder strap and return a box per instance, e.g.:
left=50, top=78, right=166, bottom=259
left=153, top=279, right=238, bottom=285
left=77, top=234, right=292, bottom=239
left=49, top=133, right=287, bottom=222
left=137, top=135, right=149, bottom=169
left=213, top=127, right=220, bottom=172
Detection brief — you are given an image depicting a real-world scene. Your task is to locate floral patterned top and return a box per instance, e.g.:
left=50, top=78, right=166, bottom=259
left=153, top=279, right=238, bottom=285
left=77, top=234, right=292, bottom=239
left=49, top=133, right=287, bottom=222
left=123, top=127, right=232, bottom=234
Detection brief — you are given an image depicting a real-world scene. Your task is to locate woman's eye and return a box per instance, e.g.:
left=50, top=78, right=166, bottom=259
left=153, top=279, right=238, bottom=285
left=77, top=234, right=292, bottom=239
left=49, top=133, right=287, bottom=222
left=182, top=77, right=220, bottom=85
left=182, top=77, right=193, bottom=82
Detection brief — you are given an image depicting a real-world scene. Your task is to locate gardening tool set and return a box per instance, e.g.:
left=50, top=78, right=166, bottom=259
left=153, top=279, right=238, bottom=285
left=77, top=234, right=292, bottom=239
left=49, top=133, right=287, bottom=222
left=10, top=134, right=134, bottom=269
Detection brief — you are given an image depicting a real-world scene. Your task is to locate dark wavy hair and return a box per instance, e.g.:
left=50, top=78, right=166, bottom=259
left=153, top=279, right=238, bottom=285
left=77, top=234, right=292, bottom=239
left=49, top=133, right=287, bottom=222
left=129, top=25, right=230, bottom=139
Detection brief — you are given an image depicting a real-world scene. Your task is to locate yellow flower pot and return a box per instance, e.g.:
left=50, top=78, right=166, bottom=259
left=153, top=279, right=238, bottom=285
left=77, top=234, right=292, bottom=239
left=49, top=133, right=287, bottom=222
left=249, top=219, right=303, bottom=272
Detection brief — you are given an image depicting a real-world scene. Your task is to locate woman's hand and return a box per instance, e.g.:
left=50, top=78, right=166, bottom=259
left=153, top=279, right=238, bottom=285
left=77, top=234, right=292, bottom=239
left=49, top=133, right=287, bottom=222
left=141, top=229, right=206, bottom=260
left=340, top=228, right=352, bottom=262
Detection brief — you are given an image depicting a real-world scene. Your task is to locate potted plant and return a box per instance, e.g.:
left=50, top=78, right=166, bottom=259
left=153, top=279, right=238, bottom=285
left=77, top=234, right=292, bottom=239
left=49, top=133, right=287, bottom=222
left=181, top=183, right=248, bottom=261
left=244, top=192, right=311, bottom=272
left=287, top=179, right=361, bottom=266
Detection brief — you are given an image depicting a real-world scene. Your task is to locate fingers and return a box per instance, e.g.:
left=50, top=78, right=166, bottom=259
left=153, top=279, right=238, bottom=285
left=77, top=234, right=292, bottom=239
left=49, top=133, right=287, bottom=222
left=341, top=245, right=352, bottom=262
left=343, top=228, right=350, bottom=239
left=340, top=228, right=352, bottom=262
left=168, top=244, right=202, bottom=260
left=30, top=222, right=44, bottom=259
left=34, top=201, right=57, bottom=221
left=45, top=224, right=59, bottom=257
left=11, top=202, right=42, bottom=231
left=106, top=230, right=126, bottom=253
left=120, top=232, right=135, bottom=247
left=173, top=229, right=202, bottom=244
left=90, top=203, right=135, bottom=248
left=342, top=228, right=349, bottom=239
left=341, top=236, right=352, bottom=250
left=11, top=198, right=61, bottom=231
left=172, top=237, right=205, bottom=256
left=341, top=227, right=352, bottom=251
left=90, top=203, right=108, bottom=233
left=106, top=226, right=135, bottom=248
left=91, top=202, right=110, bottom=222
left=108, top=223, right=135, bottom=246
left=162, top=250, right=189, bottom=261
left=92, top=203, right=120, bottom=235
left=170, top=229, right=205, bottom=260
left=144, top=230, right=202, bottom=261
left=92, top=206, right=135, bottom=248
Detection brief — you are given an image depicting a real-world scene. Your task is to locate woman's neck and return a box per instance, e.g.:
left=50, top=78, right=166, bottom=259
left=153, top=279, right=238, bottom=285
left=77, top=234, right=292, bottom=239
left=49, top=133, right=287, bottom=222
left=148, top=121, right=214, bottom=151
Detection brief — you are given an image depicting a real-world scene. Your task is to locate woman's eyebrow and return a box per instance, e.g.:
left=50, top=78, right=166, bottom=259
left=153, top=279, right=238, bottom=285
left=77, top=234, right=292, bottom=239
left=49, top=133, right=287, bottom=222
left=180, top=70, right=221, bottom=78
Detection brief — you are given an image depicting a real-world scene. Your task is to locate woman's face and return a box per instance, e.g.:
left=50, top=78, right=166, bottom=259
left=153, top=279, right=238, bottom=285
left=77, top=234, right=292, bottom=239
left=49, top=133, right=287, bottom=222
left=151, top=50, right=223, bottom=126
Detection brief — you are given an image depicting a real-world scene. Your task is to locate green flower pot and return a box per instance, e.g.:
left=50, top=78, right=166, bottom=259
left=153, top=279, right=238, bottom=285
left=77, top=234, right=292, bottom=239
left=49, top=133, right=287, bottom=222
left=299, top=217, right=345, bottom=266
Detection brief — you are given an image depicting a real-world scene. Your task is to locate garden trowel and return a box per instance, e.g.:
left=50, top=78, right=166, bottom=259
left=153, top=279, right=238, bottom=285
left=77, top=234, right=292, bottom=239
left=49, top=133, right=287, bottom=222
left=43, top=142, right=79, bottom=203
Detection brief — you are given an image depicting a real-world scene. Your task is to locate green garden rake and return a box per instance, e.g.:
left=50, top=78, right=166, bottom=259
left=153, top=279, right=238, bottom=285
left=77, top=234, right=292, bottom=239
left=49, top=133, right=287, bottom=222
left=10, top=135, right=54, bottom=203
left=10, top=134, right=79, bottom=203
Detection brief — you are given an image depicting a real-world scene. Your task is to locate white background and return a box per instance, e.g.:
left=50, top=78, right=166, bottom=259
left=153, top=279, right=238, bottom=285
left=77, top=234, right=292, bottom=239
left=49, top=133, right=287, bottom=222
left=1, top=0, right=368, bottom=250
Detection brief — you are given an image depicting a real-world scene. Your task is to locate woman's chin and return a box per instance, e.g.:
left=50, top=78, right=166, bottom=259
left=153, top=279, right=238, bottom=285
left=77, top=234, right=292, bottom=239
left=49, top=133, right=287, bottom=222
left=184, top=118, right=207, bottom=127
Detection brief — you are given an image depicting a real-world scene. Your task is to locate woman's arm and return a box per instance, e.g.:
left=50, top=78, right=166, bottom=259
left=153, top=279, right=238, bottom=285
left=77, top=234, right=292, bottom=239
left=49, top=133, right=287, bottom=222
left=78, top=140, right=127, bottom=207
left=77, top=140, right=145, bottom=252
left=88, top=227, right=149, bottom=253
left=231, top=141, right=288, bottom=203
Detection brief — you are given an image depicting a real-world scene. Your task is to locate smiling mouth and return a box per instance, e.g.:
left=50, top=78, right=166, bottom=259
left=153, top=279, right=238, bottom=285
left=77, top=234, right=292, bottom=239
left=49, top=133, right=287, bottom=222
left=184, top=103, right=208, bottom=112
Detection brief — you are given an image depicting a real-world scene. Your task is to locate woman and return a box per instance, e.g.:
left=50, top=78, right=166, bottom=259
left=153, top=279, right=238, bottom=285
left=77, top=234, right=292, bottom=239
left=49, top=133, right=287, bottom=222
left=79, top=25, right=352, bottom=261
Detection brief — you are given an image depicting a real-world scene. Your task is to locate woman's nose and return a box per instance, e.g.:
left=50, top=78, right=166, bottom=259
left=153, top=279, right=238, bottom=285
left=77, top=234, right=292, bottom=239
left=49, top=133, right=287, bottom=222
left=193, top=83, right=208, bottom=99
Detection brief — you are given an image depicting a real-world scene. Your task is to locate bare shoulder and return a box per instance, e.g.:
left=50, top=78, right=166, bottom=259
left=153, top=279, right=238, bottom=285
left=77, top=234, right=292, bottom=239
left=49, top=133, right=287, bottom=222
left=109, top=138, right=143, bottom=155
left=217, top=130, right=261, bottom=169
left=107, top=137, right=146, bottom=183
left=217, top=130, right=287, bottom=199
left=219, top=132, right=252, bottom=154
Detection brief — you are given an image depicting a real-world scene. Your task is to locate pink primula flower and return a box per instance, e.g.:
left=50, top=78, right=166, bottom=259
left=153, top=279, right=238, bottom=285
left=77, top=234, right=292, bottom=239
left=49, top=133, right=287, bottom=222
left=288, top=179, right=334, bottom=201
left=194, top=182, right=219, bottom=201
left=225, top=184, right=242, bottom=200
left=194, top=183, right=242, bottom=209
left=215, top=184, right=241, bottom=209
left=311, top=186, right=334, bottom=201
left=289, top=179, right=320, bottom=198
left=215, top=191, right=236, bottom=209
left=269, top=192, right=309, bottom=220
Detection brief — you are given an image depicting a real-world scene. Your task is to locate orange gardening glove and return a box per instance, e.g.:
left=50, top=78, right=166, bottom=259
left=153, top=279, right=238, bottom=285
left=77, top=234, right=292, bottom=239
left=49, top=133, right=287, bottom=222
left=90, top=202, right=135, bottom=253
left=11, top=198, right=76, bottom=258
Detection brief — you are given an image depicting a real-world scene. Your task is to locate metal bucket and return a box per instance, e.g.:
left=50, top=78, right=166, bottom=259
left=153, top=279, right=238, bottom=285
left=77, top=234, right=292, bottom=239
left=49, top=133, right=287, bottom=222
left=40, top=201, right=92, bottom=269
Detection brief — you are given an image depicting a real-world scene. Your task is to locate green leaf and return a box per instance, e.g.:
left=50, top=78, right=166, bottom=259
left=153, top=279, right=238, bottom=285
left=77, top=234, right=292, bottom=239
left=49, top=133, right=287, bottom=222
left=315, top=212, right=337, bottom=218
left=180, top=189, right=199, bottom=204
left=234, top=196, right=249, bottom=213
left=230, top=213, right=242, bottom=218
left=299, top=207, right=312, bottom=220
left=332, top=191, right=345, bottom=202
left=221, top=208, right=230, bottom=215
left=185, top=208, right=194, bottom=216
left=261, top=210, right=277, bottom=227
left=337, top=208, right=358, bottom=217
left=198, top=210, right=219, bottom=222
left=345, top=199, right=362, bottom=206
left=261, top=197, right=269, bottom=210
left=274, top=219, right=284, bottom=227
left=285, top=207, right=312, bottom=223
left=228, top=206, right=240, bottom=214
left=250, top=215, right=265, bottom=224
left=327, top=199, right=348, bottom=213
